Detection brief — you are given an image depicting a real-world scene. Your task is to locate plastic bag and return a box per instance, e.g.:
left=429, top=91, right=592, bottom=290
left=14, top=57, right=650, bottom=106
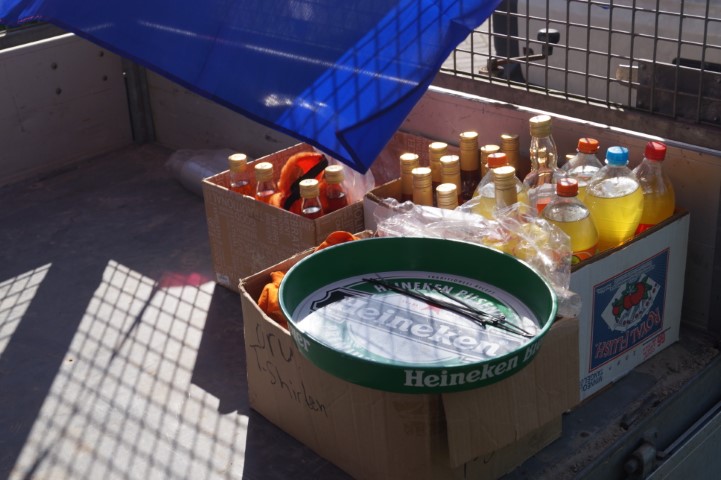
left=374, top=199, right=581, bottom=318
left=315, top=147, right=376, bottom=203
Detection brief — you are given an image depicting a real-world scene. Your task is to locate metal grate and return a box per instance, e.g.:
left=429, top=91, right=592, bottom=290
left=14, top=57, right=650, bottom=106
left=442, top=0, right=721, bottom=129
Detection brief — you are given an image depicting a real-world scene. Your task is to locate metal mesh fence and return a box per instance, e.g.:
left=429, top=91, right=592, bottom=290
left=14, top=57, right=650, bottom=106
left=442, top=0, right=721, bottom=129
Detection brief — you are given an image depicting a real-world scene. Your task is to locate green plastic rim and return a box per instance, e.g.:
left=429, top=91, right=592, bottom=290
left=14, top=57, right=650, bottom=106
left=279, top=237, right=558, bottom=393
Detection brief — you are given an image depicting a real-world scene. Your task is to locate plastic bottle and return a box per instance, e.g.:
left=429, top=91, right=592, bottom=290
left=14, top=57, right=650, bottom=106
left=584, top=146, right=644, bottom=251
left=411, top=166, right=433, bottom=206
left=227, top=153, right=254, bottom=196
left=399, top=153, right=420, bottom=202
left=471, top=152, right=529, bottom=219
left=523, top=115, right=565, bottom=213
left=543, top=178, right=598, bottom=264
left=632, top=141, right=675, bottom=234
left=299, top=179, right=324, bottom=219
left=440, top=154, right=463, bottom=205
left=254, top=161, right=278, bottom=204
left=562, top=138, right=603, bottom=202
left=323, top=165, right=349, bottom=213
left=436, top=183, right=459, bottom=210
left=459, top=131, right=481, bottom=202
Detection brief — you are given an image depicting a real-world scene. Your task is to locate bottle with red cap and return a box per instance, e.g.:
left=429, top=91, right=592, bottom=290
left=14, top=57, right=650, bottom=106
left=632, top=141, right=676, bottom=234
left=543, top=178, right=598, bottom=264
left=562, top=138, right=603, bottom=202
left=470, top=152, right=529, bottom=219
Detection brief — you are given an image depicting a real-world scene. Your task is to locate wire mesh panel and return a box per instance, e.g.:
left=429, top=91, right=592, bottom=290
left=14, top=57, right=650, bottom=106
left=442, top=0, right=721, bottom=129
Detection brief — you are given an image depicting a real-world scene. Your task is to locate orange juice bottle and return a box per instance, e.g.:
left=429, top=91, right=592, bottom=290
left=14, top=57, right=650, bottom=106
left=632, top=141, right=675, bottom=234
left=562, top=138, right=603, bottom=203
left=543, top=178, right=598, bottom=264
left=584, top=146, right=643, bottom=251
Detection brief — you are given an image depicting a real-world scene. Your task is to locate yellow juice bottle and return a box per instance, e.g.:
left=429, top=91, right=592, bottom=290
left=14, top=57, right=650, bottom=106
left=632, top=141, right=675, bottom=234
left=585, top=147, right=644, bottom=251
left=470, top=152, right=529, bottom=218
left=563, top=138, right=603, bottom=204
left=543, top=178, right=598, bottom=264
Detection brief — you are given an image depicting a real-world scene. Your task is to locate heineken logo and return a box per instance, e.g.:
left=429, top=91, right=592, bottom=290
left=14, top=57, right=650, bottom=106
left=294, top=272, right=538, bottom=368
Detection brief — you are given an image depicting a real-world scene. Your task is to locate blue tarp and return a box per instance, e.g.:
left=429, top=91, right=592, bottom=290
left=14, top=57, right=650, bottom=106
left=1, top=0, right=500, bottom=173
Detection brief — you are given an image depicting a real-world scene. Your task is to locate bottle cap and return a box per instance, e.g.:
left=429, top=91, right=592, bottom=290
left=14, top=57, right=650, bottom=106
left=500, top=133, right=519, bottom=150
left=228, top=153, right=248, bottom=170
left=299, top=178, right=320, bottom=198
left=324, top=165, right=345, bottom=183
left=440, top=155, right=460, bottom=172
left=459, top=131, right=479, bottom=146
left=577, top=138, right=599, bottom=154
left=644, top=141, right=667, bottom=161
left=493, top=166, right=516, bottom=183
left=529, top=115, right=552, bottom=137
left=429, top=142, right=448, bottom=154
left=400, top=153, right=420, bottom=167
left=556, top=177, right=579, bottom=197
left=412, top=166, right=432, bottom=187
left=436, top=183, right=459, bottom=209
left=606, top=146, right=629, bottom=166
left=254, top=161, right=274, bottom=181
left=487, top=152, right=508, bottom=169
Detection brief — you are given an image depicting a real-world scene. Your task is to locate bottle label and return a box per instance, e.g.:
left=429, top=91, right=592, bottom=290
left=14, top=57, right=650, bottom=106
left=572, top=244, right=597, bottom=265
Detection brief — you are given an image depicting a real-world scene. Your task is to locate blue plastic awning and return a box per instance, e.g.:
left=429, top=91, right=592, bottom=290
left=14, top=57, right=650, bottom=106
left=1, top=0, right=501, bottom=173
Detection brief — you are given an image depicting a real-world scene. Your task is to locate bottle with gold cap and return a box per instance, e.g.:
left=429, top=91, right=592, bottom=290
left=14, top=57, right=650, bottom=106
left=436, top=183, right=459, bottom=210
left=523, top=114, right=565, bottom=213
left=399, top=153, right=420, bottom=203
left=459, top=131, right=481, bottom=202
left=428, top=142, right=447, bottom=196
left=471, top=152, right=529, bottom=219
left=480, top=144, right=500, bottom=178
left=440, top=154, right=462, bottom=205
left=562, top=137, right=603, bottom=202
left=254, top=162, right=278, bottom=204
left=227, top=153, right=255, bottom=196
left=323, top=165, right=349, bottom=213
left=411, top=166, right=433, bottom=206
left=494, top=166, right=520, bottom=212
left=500, top=133, right=528, bottom=179
left=299, top=178, right=324, bottom=219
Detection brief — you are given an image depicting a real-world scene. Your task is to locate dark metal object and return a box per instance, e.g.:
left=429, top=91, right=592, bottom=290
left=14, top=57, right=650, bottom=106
left=487, top=28, right=560, bottom=75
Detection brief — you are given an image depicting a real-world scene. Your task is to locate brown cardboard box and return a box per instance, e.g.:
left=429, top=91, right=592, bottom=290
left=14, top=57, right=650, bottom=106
left=239, top=250, right=579, bottom=480
left=202, top=143, right=365, bottom=292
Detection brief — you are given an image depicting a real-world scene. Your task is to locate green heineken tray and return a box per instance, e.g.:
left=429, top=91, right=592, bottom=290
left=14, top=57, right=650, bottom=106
left=279, top=237, right=557, bottom=393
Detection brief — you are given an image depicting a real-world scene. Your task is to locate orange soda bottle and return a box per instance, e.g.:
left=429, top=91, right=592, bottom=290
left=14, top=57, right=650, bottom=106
left=543, top=178, right=598, bottom=264
left=632, top=141, right=675, bottom=234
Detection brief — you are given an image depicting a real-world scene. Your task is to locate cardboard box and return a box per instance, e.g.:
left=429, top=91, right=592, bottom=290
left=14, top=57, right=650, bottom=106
left=202, top=143, right=365, bottom=292
left=573, top=211, right=690, bottom=400
left=239, top=251, right=579, bottom=480
left=363, top=180, right=690, bottom=402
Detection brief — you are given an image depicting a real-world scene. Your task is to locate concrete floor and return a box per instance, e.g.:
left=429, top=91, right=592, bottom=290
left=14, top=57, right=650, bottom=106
left=0, top=144, right=349, bottom=480
left=1, top=143, right=719, bottom=480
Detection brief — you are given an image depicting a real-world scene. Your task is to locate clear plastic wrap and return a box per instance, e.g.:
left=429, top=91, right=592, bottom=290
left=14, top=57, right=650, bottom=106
left=374, top=199, right=582, bottom=318
left=314, top=148, right=376, bottom=203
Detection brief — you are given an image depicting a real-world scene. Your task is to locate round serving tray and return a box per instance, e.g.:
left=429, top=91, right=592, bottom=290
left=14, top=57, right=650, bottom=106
left=279, top=237, right=557, bottom=393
